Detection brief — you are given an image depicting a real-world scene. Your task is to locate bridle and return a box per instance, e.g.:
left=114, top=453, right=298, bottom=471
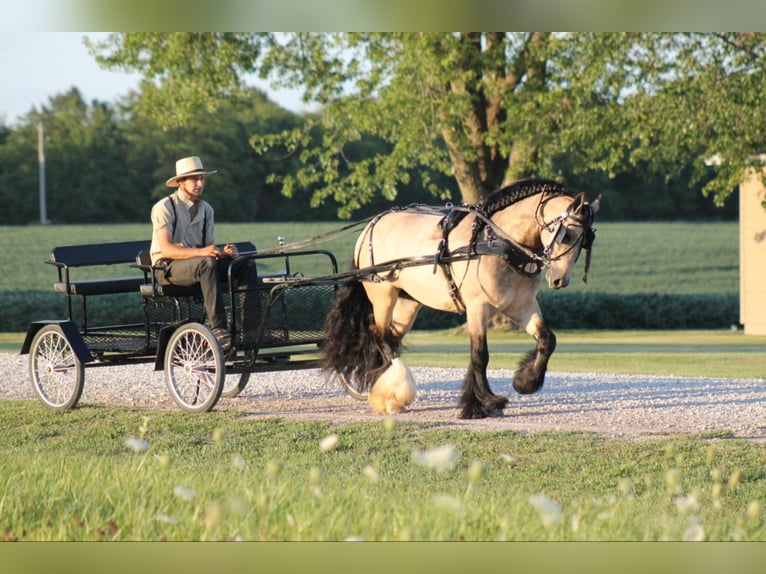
left=356, top=190, right=598, bottom=313
left=535, top=192, right=597, bottom=281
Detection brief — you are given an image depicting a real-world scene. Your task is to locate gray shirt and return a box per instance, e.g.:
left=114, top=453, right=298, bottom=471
left=150, top=191, right=215, bottom=265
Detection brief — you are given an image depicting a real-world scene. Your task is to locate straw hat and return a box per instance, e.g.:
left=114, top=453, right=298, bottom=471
left=165, top=156, right=218, bottom=187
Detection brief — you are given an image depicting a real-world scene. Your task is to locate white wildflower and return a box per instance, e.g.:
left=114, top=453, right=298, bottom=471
left=232, top=456, right=246, bottom=470
left=674, top=494, right=701, bottom=514
left=529, top=493, right=563, bottom=528
left=412, top=444, right=460, bottom=472
left=125, top=437, right=149, bottom=453
left=432, top=494, right=463, bottom=514
left=362, top=465, right=380, bottom=483
left=665, top=468, right=682, bottom=493
left=173, top=485, right=198, bottom=501
left=683, top=516, right=705, bottom=541
left=617, top=477, right=634, bottom=497
left=319, top=434, right=339, bottom=453
left=155, top=513, right=179, bottom=525
left=500, top=453, right=517, bottom=467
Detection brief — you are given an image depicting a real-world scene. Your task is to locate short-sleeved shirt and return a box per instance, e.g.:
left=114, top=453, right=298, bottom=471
left=150, top=191, right=215, bottom=265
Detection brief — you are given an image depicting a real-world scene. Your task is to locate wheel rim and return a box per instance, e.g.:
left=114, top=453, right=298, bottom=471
left=30, top=327, right=83, bottom=409
left=222, top=371, right=250, bottom=399
left=165, top=325, right=224, bottom=412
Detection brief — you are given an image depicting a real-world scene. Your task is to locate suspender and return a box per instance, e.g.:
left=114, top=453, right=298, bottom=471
left=166, top=194, right=207, bottom=246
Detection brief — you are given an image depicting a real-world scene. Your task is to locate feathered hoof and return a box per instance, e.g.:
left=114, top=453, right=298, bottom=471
left=368, top=358, right=417, bottom=414
left=459, top=395, right=508, bottom=419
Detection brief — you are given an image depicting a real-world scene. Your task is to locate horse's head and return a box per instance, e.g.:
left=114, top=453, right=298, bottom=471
left=539, top=192, right=600, bottom=290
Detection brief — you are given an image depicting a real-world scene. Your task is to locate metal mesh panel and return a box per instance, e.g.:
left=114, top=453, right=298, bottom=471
left=83, top=325, right=148, bottom=353
left=235, top=283, right=335, bottom=348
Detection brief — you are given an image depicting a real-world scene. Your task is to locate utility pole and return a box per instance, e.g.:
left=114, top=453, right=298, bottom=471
left=38, top=121, right=49, bottom=224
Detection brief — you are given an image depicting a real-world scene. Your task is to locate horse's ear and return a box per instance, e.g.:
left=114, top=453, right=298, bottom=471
left=588, top=194, right=602, bottom=215
left=571, top=192, right=587, bottom=213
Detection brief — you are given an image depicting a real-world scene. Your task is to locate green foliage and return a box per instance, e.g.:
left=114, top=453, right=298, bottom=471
left=2, top=403, right=766, bottom=541
left=86, top=32, right=766, bottom=214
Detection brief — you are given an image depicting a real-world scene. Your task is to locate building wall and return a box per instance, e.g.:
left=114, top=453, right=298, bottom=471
left=740, top=168, right=766, bottom=335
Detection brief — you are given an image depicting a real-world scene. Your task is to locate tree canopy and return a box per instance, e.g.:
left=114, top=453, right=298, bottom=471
left=87, top=32, right=765, bottom=216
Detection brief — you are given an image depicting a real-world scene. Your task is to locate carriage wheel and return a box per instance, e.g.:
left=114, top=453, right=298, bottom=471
left=28, top=324, right=85, bottom=410
left=338, top=373, right=368, bottom=402
left=164, top=323, right=225, bottom=413
left=221, top=372, right=250, bottom=399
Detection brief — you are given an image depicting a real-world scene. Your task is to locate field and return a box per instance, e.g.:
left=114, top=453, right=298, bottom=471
left=0, top=221, right=739, bottom=294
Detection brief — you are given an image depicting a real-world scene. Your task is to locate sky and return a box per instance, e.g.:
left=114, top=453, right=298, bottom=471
left=0, top=32, right=309, bottom=127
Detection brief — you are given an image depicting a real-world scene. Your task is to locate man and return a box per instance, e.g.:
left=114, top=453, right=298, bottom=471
left=149, top=156, right=239, bottom=348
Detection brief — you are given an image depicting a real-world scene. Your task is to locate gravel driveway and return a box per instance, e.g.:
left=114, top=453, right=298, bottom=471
left=3, top=352, right=765, bottom=441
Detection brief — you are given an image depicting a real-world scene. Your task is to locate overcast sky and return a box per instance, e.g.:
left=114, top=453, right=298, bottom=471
left=0, top=32, right=307, bottom=127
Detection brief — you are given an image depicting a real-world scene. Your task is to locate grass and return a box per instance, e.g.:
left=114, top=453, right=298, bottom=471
left=3, top=328, right=766, bottom=541
left=1, top=401, right=766, bottom=541
left=403, top=329, right=766, bottom=379
left=2, top=222, right=760, bottom=542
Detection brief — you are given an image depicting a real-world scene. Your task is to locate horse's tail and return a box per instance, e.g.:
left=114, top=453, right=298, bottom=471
left=320, top=278, right=398, bottom=392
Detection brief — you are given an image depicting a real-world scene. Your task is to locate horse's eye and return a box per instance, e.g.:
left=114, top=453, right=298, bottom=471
left=554, top=225, right=567, bottom=244
left=559, top=229, right=579, bottom=246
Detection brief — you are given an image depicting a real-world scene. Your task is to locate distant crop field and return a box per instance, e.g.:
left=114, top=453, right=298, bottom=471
left=0, top=221, right=738, bottom=295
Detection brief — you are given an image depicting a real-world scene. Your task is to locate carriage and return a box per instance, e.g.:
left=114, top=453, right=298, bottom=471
left=20, top=178, right=600, bottom=418
left=19, top=238, right=348, bottom=413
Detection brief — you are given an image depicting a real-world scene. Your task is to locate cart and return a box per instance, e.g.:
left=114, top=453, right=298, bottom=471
left=20, top=238, right=348, bottom=413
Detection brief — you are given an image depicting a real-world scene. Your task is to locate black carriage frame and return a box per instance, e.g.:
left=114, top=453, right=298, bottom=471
left=20, top=239, right=343, bottom=412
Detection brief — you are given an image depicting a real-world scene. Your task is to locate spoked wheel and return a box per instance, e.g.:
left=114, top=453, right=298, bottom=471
left=164, top=323, right=225, bottom=413
left=221, top=371, right=250, bottom=399
left=28, top=324, right=84, bottom=410
left=338, top=373, right=368, bottom=402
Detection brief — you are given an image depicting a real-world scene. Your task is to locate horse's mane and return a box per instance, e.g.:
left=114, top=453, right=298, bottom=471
left=475, top=178, right=576, bottom=217
left=468, top=178, right=578, bottom=246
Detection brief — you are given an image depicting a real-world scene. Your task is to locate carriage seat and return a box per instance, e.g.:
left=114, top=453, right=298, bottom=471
left=49, top=240, right=151, bottom=296
left=135, top=242, right=256, bottom=299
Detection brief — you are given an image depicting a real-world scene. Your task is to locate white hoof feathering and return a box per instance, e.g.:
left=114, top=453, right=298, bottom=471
left=368, top=358, right=416, bottom=414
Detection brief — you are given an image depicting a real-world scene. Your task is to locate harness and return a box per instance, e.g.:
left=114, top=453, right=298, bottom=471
left=166, top=194, right=207, bottom=247
left=363, top=195, right=597, bottom=313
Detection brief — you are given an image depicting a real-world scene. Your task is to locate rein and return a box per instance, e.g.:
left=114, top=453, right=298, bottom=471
left=252, top=189, right=596, bottom=313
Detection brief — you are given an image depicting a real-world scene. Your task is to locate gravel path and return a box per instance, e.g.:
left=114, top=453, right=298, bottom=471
left=3, top=352, right=766, bottom=441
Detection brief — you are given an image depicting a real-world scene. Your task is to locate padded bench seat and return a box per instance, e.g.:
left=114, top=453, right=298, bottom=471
left=139, top=282, right=203, bottom=298
left=54, top=276, right=148, bottom=296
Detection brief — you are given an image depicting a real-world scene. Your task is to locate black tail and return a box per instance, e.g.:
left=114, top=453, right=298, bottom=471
left=320, top=279, right=400, bottom=392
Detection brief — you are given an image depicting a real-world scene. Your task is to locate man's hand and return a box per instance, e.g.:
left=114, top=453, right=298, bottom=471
left=221, top=243, right=239, bottom=258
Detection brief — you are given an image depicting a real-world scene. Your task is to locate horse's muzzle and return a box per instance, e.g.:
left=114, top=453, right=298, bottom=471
left=548, top=275, right=570, bottom=290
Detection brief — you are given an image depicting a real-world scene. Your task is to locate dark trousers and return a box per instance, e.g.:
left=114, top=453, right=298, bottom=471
left=158, top=256, right=228, bottom=330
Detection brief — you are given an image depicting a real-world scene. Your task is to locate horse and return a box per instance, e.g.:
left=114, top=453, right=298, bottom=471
left=321, top=178, right=600, bottom=419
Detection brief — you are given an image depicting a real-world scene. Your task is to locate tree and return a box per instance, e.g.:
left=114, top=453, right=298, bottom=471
left=81, top=33, right=765, bottom=217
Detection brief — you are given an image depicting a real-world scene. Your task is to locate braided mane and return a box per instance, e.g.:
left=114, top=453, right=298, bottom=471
left=476, top=178, right=576, bottom=216
left=469, top=178, right=578, bottom=246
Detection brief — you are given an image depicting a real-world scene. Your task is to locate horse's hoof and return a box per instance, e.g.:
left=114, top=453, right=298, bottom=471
left=459, top=402, right=506, bottom=419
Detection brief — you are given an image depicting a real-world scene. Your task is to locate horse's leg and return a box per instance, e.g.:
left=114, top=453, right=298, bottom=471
left=390, top=295, right=422, bottom=339
left=365, top=285, right=418, bottom=414
left=364, top=282, right=403, bottom=358
left=459, top=305, right=509, bottom=419
left=512, top=307, right=556, bottom=395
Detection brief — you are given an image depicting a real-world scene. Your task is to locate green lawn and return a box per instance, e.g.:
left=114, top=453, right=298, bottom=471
left=402, top=329, right=766, bottom=379
left=1, top=400, right=766, bottom=541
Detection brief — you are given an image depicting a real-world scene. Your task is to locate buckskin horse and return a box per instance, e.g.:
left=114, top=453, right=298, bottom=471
left=321, top=178, right=600, bottom=419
